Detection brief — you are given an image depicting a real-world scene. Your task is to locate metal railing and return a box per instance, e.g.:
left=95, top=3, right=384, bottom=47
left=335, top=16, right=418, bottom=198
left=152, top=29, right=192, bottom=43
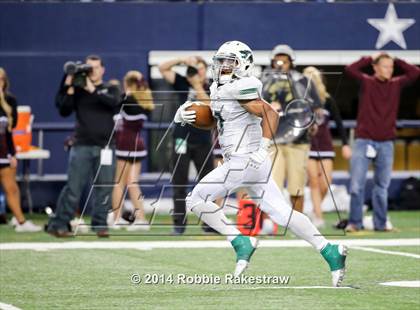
left=31, top=120, right=420, bottom=176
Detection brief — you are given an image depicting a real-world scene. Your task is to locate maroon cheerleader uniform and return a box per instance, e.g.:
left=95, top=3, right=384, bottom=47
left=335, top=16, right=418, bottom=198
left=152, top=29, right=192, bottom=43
left=0, top=95, right=17, bottom=169
left=310, top=97, right=348, bottom=160
left=115, top=95, right=150, bottom=162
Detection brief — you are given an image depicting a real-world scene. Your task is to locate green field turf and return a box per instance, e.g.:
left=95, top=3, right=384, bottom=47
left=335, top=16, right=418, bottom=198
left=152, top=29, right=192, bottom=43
left=0, top=211, right=419, bottom=309
left=0, top=210, right=419, bottom=242
left=1, top=246, right=419, bottom=309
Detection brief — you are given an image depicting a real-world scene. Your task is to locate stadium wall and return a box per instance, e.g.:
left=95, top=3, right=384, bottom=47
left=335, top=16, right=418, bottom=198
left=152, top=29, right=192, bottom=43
left=0, top=2, right=419, bottom=175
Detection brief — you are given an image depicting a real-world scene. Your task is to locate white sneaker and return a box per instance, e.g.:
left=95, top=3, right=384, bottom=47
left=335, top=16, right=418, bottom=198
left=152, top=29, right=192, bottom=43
left=9, top=216, right=18, bottom=227
left=112, top=217, right=131, bottom=230
left=107, top=212, right=115, bottom=227
left=15, top=220, right=42, bottom=232
left=126, top=219, right=150, bottom=232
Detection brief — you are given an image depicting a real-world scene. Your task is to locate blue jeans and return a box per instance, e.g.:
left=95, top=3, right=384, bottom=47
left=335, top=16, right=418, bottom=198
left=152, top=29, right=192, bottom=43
left=349, top=139, right=393, bottom=230
left=48, top=145, right=115, bottom=232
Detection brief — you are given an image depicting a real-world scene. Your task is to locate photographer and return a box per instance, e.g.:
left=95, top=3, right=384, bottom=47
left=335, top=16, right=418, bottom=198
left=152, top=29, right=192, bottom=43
left=47, top=55, right=120, bottom=237
left=261, top=45, right=322, bottom=213
left=159, top=56, right=214, bottom=235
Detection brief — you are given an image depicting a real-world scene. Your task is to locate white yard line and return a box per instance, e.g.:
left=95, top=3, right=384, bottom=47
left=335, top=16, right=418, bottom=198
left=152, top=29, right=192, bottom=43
left=0, top=238, right=419, bottom=251
left=0, top=302, right=22, bottom=310
left=212, top=286, right=356, bottom=290
left=351, top=246, right=420, bottom=259
left=380, top=281, right=420, bottom=288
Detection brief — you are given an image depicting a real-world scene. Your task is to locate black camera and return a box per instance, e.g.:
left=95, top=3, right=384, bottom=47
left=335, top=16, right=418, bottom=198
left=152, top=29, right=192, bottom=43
left=186, top=65, right=199, bottom=78
left=63, top=61, right=93, bottom=89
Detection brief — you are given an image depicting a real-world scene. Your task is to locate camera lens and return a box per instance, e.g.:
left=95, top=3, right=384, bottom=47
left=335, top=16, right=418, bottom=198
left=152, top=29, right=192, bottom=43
left=63, top=61, right=77, bottom=75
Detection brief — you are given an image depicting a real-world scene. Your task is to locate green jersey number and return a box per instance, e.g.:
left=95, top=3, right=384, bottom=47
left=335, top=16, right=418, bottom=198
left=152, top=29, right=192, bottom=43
left=214, top=111, right=224, bottom=133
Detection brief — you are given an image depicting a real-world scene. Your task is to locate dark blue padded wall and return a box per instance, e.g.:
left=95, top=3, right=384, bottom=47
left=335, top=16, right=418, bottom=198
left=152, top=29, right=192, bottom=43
left=0, top=3, right=200, bottom=123
left=0, top=2, right=419, bottom=174
left=0, top=3, right=201, bottom=174
left=202, top=3, right=420, bottom=50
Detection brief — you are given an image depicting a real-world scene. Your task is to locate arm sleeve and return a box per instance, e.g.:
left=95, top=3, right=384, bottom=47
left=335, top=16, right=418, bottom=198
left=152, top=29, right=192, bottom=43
left=93, top=85, right=120, bottom=108
left=55, top=76, right=75, bottom=117
left=122, top=95, right=151, bottom=116
left=394, top=58, right=420, bottom=88
left=231, top=77, right=263, bottom=100
left=173, top=73, right=190, bottom=91
left=328, top=97, right=348, bottom=145
left=345, top=57, right=372, bottom=82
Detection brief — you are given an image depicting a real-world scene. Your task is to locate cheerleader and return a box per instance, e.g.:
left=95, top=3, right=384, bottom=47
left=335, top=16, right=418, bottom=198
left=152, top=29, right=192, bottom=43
left=111, top=71, right=154, bottom=231
left=0, top=68, right=41, bottom=232
left=303, top=67, right=352, bottom=228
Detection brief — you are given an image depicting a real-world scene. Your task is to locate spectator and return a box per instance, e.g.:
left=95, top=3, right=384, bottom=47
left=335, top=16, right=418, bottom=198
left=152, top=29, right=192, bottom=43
left=345, top=53, right=420, bottom=232
left=303, top=66, right=351, bottom=228
left=261, top=45, right=322, bottom=212
left=159, top=56, right=214, bottom=235
left=0, top=67, right=41, bottom=232
left=108, top=78, right=123, bottom=94
left=46, top=55, right=120, bottom=237
left=110, top=70, right=154, bottom=231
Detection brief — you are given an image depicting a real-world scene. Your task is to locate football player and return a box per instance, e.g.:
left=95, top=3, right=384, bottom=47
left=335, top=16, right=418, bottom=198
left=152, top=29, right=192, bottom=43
left=174, top=41, right=347, bottom=286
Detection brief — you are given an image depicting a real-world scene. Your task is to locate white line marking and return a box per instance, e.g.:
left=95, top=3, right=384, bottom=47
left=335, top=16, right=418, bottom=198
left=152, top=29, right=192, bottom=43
left=212, top=286, right=356, bottom=290
left=0, top=238, right=418, bottom=251
left=0, top=302, right=22, bottom=310
left=380, top=281, right=420, bottom=288
left=351, top=246, right=420, bottom=259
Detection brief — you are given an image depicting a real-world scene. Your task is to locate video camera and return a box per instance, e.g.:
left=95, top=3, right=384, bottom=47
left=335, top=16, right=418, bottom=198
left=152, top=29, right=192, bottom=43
left=63, top=61, right=93, bottom=88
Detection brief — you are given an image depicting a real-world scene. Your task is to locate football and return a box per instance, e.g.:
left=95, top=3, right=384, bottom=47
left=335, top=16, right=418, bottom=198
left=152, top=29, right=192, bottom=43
left=186, top=102, right=215, bottom=129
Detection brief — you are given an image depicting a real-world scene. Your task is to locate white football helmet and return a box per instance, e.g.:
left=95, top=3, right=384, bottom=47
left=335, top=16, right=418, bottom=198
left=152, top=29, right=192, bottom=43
left=212, top=41, right=254, bottom=85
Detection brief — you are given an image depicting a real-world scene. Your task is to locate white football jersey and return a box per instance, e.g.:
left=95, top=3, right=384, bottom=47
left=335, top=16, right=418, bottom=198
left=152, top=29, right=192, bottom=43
left=210, top=76, right=263, bottom=158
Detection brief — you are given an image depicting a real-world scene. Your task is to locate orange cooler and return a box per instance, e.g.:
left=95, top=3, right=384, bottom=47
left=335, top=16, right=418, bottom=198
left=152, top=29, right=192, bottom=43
left=12, top=106, right=33, bottom=152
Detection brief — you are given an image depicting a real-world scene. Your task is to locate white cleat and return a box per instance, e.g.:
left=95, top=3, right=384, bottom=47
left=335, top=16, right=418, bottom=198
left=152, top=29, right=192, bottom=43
left=231, top=236, right=258, bottom=277
left=331, top=245, right=348, bottom=287
left=321, top=243, right=348, bottom=287
left=332, top=268, right=346, bottom=287
left=234, top=260, right=249, bottom=277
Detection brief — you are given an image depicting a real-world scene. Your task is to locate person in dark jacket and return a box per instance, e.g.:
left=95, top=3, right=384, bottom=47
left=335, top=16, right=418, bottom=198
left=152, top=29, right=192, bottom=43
left=159, top=56, right=214, bottom=235
left=345, top=53, right=420, bottom=232
left=47, top=55, right=120, bottom=237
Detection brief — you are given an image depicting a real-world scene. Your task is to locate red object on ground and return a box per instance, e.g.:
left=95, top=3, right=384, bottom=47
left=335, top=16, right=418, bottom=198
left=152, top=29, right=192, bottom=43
left=237, top=199, right=262, bottom=236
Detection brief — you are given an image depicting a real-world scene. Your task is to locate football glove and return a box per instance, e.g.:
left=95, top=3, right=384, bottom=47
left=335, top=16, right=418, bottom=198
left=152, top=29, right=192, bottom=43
left=248, top=137, right=272, bottom=169
left=174, top=101, right=196, bottom=125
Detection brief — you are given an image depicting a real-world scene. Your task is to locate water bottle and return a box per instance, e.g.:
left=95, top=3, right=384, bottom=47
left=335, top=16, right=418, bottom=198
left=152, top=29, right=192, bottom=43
left=0, top=191, right=6, bottom=215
